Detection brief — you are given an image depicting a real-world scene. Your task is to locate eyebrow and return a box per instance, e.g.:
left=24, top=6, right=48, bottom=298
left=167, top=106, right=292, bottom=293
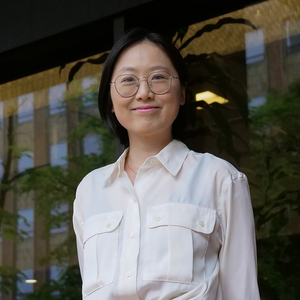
left=118, top=65, right=171, bottom=73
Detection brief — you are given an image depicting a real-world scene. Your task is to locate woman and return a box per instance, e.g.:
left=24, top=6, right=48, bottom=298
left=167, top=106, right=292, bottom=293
left=73, top=28, right=260, bottom=300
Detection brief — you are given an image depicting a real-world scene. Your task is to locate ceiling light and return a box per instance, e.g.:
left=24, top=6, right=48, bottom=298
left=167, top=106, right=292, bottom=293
left=195, top=91, right=229, bottom=110
left=25, top=279, right=37, bottom=284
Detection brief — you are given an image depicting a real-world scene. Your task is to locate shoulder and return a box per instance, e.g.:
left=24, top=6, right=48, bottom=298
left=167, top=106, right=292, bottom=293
left=188, top=150, right=243, bottom=181
left=75, top=163, right=115, bottom=196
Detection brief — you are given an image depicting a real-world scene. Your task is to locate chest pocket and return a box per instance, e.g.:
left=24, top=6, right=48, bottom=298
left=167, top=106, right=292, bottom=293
left=83, top=211, right=123, bottom=297
left=143, top=203, right=216, bottom=285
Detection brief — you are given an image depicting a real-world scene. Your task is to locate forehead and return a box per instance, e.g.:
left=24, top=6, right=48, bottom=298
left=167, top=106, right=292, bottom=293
left=113, top=41, right=175, bottom=75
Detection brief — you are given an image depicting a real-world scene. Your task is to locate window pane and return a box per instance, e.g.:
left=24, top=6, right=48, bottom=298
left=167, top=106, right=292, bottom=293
left=245, top=29, right=265, bottom=64
left=17, top=268, right=34, bottom=297
left=18, top=93, right=34, bottom=123
left=18, top=151, right=34, bottom=173
left=0, top=157, right=3, bottom=180
left=248, top=95, right=266, bottom=108
left=0, top=101, right=3, bottom=128
left=50, top=142, right=67, bottom=166
left=49, top=83, right=66, bottom=115
left=50, top=204, right=68, bottom=234
left=82, top=76, right=97, bottom=106
left=0, top=46, right=109, bottom=299
left=18, top=209, right=34, bottom=238
left=83, top=134, right=102, bottom=155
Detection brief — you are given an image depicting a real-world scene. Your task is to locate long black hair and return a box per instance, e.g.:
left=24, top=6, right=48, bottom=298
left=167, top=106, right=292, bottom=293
left=98, top=27, right=188, bottom=147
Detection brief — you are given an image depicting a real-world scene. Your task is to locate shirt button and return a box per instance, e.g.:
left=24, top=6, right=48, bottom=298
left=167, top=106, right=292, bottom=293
left=199, top=221, right=205, bottom=227
left=126, top=271, right=131, bottom=277
left=155, top=215, right=161, bottom=221
left=129, top=232, right=135, bottom=238
left=106, top=223, right=111, bottom=228
left=133, top=198, right=137, bottom=203
left=150, top=159, right=154, bottom=164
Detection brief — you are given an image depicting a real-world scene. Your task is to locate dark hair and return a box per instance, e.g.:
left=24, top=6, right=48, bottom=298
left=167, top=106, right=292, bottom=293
left=98, top=27, right=188, bottom=147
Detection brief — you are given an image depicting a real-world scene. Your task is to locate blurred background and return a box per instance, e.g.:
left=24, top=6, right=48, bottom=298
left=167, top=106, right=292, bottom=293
left=0, top=0, right=300, bottom=299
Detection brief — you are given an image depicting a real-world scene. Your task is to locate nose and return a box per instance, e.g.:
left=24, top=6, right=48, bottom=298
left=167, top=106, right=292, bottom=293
left=135, top=77, right=154, bottom=100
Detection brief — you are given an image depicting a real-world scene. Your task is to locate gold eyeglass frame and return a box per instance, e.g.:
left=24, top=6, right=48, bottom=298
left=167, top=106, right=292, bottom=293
left=110, top=71, right=180, bottom=98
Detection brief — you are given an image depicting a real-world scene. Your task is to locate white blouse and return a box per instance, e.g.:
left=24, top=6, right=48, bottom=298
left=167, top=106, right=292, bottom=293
left=73, top=139, right=260, bottom=300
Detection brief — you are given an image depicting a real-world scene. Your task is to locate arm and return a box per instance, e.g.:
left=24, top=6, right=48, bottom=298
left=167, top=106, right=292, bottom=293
left=73, top=189, right=85, bottom=281
left=218, top=172, right=260, bottom=300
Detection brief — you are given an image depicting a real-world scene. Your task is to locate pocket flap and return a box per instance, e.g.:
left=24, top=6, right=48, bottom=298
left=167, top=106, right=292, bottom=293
left=147, top=203, right=216, bottom=234
left=83, top=211, right=123, bottom=245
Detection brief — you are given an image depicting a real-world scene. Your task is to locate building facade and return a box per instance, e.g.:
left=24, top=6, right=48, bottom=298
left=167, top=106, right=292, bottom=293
left=1, top=0, right=300, bottom=299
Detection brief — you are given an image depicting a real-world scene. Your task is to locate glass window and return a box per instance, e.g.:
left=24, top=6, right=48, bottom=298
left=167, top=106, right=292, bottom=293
left=83, top=134, right=102, bottom=155
left=50, top=142, right=68, bottom=166
left=0, top=157, right=3, bottom=180
left=82, top=76, right=97, bottom=106
left=0, top=101, right=3, bottom=128
left=245, top=29, right=265, bottom=64
left=286, top=19, right=300, bottom=51
left=17, top=268, right=34, bottom=298
left=49, top=265, right=66, bottom=297
left=0, top=46, right=107, bottom=299
left=49, top=265, right=62, bottom=281
left=18, top=151, right=34, bottom=173
left=49, top=83, right=66, bottom=115
left=18, top=208, right=34, bottom=238
left=18, top=93, right=34, bottom=123
left=50, top=204, right=68, bottom=234
left=248, top=95, right=266, bottom=108
left=3, top=1, right=300, bottom=297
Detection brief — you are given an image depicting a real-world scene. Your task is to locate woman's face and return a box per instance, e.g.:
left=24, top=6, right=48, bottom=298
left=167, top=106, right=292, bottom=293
left=110, top=41, right=185, bottom=141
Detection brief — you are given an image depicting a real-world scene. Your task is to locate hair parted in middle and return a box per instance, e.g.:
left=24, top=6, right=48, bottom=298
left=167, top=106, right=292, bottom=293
left=98, top=27, right=188, bottom=147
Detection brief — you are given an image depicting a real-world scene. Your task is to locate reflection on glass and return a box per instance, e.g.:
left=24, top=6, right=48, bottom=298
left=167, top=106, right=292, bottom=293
left=0, top=0, right=298, bottom=298
left=18, top=208, right=34, bottom=238
left=17, top=268, right=34, bottom=299
left=286, top=19, right=300, bottom=52
left=18, top=151, right=34, bottom=173
left=245, top=29, right=265, bottom=64
left=50, top=142, right=67, bottom=166
left=50, top=204, right=68, bottom=234
left=0, top=157, right=3, bottom=180
left=0, top=101, right=3, bottom=128
left=18, top=93, right=34, bottom=123
left=49, top=84, right=66, bottom=115
left=0, top=46, right=107, bottom=299
left=83, top=134, right=102, bottom=155
left=248, top=95, right=266, bottom=108
left=82, top=77, right=97, bottom=106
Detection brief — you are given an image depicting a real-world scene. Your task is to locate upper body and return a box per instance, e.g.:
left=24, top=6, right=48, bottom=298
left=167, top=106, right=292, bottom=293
left=73, top=139, right=260, bottom=300
left=73, top=28, right=260, bottom=300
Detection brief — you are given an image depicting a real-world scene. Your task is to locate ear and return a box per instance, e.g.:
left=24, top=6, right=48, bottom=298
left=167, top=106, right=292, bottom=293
left=111, top=105, right=115, bottom=113
left=180, top=84, right=187, bottom=106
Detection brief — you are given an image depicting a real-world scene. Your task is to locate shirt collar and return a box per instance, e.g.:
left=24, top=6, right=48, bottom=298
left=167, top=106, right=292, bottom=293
left=155, top=139, right=190, bottom=176
left=104, top=139, right=190, bottom=182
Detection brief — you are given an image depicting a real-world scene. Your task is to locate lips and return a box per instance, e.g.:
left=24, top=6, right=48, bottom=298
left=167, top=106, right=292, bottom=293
left=132, top=105, right=159, bottom=112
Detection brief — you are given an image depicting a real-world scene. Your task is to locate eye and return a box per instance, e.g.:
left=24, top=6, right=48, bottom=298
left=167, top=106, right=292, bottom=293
left=119, top=75, right=137, bottom=84
left=151, top=72, right=169, bottom=81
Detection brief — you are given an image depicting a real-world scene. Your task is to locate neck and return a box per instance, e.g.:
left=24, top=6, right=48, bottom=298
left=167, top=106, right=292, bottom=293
left=126, top=132, right=173, bottom=171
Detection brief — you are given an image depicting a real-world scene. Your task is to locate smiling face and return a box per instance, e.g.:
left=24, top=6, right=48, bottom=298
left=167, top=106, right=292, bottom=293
left=110, top=41, right=186, bottom=142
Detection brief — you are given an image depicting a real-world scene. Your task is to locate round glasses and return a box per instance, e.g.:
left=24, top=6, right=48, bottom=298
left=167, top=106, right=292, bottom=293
left=110, top=71, right=179, bottom=98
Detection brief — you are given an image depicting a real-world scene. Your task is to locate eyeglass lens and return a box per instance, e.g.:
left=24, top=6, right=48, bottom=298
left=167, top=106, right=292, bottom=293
left=115, top=71, right=172, bottom=97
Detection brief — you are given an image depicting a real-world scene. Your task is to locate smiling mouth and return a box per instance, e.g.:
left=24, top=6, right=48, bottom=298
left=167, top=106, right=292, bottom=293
left=133, top=106, right=159, bottom=112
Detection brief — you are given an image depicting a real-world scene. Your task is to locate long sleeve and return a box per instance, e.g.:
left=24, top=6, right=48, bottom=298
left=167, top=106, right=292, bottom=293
left=73, top=189, right=85, bottom=282
left=218, top=172, right=260, bottom=300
